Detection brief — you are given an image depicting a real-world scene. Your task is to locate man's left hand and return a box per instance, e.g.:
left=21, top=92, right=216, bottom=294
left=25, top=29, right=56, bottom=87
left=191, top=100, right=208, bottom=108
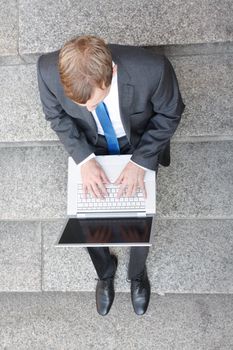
left=114, top=162, right=147, bottom=198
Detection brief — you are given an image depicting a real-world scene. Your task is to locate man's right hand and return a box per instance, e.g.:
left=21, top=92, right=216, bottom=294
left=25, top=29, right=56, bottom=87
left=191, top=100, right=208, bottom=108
left=80, top=158, right=110, bottom=199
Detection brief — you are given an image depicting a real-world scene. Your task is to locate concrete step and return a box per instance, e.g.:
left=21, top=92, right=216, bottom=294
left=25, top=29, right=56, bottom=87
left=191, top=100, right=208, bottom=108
left=0, top=141, right=232, bottom=220
left=0, top=63, right=52, bottom=143
left=0, top=0, right=18, bottom=57
left=1, top=53, right=233, bottom=143
left=1, top=219, right=233, bottom=293
left=17, top=0, right=233, bottom=57
left=0, top=221, right=41, bottom=291
left=0, top=292, right=232, bottom=349
left=2, top=1, right=233, bottom=59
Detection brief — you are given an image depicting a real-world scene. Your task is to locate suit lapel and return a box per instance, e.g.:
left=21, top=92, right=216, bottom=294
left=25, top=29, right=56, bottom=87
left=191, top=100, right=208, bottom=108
left=66, top=99, right=98, bottom=134
left=116, top=61, right=134, bottom=142
left=80, top=107, right=98, bottom=134
left=118, top=83, right=134, bottom=142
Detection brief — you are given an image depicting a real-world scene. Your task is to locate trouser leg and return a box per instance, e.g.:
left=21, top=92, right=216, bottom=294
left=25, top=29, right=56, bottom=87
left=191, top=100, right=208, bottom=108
left=86, top=247, right=116, bottom=280
left=127, top=167, right=158, bottom=280
left=127, top=246, right=150, bottom=279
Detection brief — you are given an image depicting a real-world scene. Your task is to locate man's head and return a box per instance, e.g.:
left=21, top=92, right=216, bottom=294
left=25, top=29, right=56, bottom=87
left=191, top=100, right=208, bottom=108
left=58, top=35, right=115, bottom=111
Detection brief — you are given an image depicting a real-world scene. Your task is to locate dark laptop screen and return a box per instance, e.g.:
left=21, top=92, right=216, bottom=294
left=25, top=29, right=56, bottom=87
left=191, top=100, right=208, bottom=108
left=58, top=217, right=152, bottom=245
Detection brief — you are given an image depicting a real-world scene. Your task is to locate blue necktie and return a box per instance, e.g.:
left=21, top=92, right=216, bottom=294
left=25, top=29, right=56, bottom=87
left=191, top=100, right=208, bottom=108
left=95, top=102, right=120, bottom=155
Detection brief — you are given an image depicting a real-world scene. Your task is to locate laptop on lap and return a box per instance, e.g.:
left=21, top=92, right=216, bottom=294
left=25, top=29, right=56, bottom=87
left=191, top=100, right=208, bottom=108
left=56, top=155, right=156, bottom=247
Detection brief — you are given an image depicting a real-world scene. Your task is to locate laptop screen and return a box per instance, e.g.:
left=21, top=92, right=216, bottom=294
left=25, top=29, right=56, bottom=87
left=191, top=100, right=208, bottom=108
left=58, top=217, right=153, bottom=245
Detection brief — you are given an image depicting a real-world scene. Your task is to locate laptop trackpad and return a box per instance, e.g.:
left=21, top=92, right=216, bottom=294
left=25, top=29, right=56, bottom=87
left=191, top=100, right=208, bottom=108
left=58, top=217, right=153, bottom=247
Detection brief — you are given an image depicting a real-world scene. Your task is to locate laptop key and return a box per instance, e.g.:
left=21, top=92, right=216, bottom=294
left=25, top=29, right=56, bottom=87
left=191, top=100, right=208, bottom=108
left=77, top=184, right=146, bottom=212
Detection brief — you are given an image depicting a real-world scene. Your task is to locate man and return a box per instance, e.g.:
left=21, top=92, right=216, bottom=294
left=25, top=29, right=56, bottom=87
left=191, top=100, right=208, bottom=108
left=37, top=35, right=185, bottom=316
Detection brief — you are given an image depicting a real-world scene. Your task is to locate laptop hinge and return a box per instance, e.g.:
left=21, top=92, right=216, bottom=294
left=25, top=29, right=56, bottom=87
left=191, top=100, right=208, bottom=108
left=76, top=211, right=146, bottom=218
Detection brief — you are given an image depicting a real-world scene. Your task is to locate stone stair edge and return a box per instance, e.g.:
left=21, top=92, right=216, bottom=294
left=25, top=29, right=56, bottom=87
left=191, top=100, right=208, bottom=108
left=0, top=140, right=232, bottom=220
left=1, top=41, right=233, bottom=66
left=1, top=290, right=233, bottom=295
left=1, top=136, right=233, bottom=149
left=2, top=217, right=233, bottom=223
left=1, top=218, right=233, bottom=293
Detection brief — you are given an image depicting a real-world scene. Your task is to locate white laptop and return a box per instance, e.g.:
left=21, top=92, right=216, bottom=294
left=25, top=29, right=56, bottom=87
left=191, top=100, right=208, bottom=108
left=56, top=155, right=156, bottom=247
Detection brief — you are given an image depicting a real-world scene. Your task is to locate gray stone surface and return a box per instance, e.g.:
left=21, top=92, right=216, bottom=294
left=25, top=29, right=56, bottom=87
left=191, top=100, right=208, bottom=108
left=0, top=221, right=41, bottom=291
left=0, top=64, right=55, bottom=143
left=1, top=54, right=233, bottom=143
left=0, top=55, right=25, bottom=66
left=0, top=141, right=232, bottom=220
left=0, top=0, right=18, bottom=56
left=19, top=0, right=233, bottom=55
left=0, top=292, right=233, bottom=349
left=18, top=52, right=41, bottom=64
left=147, top=41, right=233, bottom=57
left=151, top=219, right=233, bottom=294
left=42, top=219, right=233, bottom=293
left=0, top=145, right=67, bottom=220
left=157, top=141, right=233, bottom=218
left=172, top=54, right=233, bottom=138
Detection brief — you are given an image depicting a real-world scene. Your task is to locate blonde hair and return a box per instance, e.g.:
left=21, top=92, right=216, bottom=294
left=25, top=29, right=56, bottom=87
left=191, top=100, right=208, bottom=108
left=58, top=35, right=113, bottom=103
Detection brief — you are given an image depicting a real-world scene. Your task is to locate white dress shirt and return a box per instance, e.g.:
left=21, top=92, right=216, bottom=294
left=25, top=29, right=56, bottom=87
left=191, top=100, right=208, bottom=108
left=92, top=71, right=125, bottom=137
left=79, top=64, right=147, bottom=170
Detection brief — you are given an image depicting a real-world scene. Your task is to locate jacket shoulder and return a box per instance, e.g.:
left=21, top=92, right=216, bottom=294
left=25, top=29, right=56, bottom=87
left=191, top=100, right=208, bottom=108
left=37, top=50, right=60, bottom=79
left=108, top=44, right=164, bottom=67
left=108, top=44, right=165, bottom=91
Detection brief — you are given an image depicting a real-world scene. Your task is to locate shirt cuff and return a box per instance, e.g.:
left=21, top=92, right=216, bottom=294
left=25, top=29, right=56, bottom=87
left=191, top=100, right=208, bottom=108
left=79, top=153, right=96, bottom=166
left=129, top=160, right=149, bottom=171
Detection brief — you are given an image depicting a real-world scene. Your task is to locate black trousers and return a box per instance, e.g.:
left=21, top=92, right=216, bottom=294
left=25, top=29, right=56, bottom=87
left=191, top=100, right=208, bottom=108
left=86, top=135, right=158, bottom=280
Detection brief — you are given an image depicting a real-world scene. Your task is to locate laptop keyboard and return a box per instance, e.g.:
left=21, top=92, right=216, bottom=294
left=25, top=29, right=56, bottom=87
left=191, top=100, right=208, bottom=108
left=77, top=184, right=146, bottom=212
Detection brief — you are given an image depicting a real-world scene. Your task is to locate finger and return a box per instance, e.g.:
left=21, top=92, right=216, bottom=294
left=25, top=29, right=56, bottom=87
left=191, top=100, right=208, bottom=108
left=82, top=184, right=88, bottom=199
left=117, top=183, right=127, bottom=198
left=126, top=183, right=135, bottom=197
left=92, top=183, right=104, bottom=199
left=100, top=170, right=111, bottom=184
left=114, top=172, right=124, bottom=185
left=139, top=180, right=147, bottom=198
left=87, top=185, right=97, bottom=199
left=131, top=183, right=138, bottom=197
left=97, top=181, right=108, bottom=197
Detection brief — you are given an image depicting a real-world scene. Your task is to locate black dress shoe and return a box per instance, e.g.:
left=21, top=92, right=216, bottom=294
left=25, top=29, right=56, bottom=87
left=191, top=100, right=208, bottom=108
left=131, top=267, right=151, bottom=315
left=95, top=255, right=118, bottom=316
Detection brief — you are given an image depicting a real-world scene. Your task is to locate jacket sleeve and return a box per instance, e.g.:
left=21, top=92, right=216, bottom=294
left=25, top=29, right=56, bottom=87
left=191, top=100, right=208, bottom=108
left=36, top=56, right=95, bottom=164
left=130, top=55, right=185, bottom=170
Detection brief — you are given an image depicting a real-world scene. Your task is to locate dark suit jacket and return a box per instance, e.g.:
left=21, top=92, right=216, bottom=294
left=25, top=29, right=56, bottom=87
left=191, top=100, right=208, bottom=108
left=37, top=44, right=185, bottom=170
